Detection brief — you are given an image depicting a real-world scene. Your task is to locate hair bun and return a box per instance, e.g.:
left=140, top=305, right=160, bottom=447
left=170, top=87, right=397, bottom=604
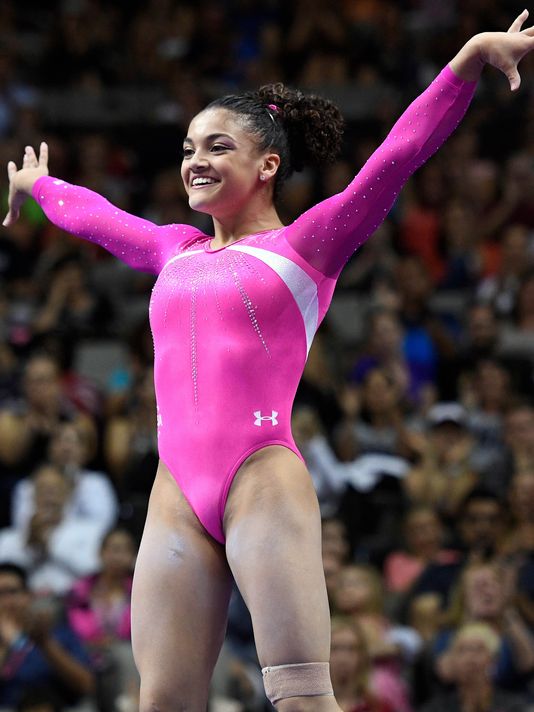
left=256, top=83, right=344, bottom=172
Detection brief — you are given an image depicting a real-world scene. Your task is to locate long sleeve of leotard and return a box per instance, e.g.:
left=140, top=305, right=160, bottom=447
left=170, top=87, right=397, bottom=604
left=284, top=64, right=477, bottom=278
left=32, top=177, right=202, bottom=275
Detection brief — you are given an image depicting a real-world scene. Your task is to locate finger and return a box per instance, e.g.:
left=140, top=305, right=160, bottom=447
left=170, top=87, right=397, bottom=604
left=25, top=145, right=38, bottom=168
left=2, top=209, right=18, bottom=227
left=7, top=161, right=17, bottom=180
left=39, top=142, right=48, bottom=168
left=509, top=9, right=528, bottom=32
left=22, top=149, right=32, bottom=169
left=509, top=66, right=521, bottom=91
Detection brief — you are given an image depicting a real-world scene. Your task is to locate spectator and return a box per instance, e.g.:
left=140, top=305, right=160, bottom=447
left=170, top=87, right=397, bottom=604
left=404, top=403, right=483, bottom=519
left=0, top=464, right=103, bottom=595
left=292, top=404, right=347, bottom=517
left=330, top=616, right=394, bottom=712
left=334, top=564, right=416, bottom=712
left=348, top=308, right=432, bottom=408
left=335, top=368, right=417, bottom=460
left=500, top=471, right=534, bottom=559
left=32, top=254, right=113, bottom=363
left=419, top=623, right=526, bottom=712
left=411, top=488, right=507, bottom=605
left=432, top=563, right=534, bottom=693
left=67, top=527, right=138, bottom=712
left=476, top=224, right=532, bottom=319
left=12, top=420, right=118, bottom=535
left=0, top=562, right=94, bottom=709
left=383, top=506, right=459, bottom=595
left=0, top=351, right=95, bottom=526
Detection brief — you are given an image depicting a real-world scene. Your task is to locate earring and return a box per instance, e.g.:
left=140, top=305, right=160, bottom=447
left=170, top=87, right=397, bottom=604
left=260, top=175, right=267, bottom=182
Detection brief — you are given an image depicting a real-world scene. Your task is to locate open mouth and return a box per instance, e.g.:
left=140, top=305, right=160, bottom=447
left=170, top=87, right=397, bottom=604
left=190, top=176, right=220, bottom=189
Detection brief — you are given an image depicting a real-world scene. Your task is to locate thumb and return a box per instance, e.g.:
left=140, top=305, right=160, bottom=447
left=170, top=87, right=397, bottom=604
left=508, top=67, right=521, bottom=91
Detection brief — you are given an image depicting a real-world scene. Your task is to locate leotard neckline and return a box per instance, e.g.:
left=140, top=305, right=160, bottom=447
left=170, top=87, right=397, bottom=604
left=205, top=227, right=284, bottom=253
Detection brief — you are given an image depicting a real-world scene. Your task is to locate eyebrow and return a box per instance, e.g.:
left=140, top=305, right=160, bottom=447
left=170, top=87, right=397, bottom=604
left=183, top=133, right=235, bottom=145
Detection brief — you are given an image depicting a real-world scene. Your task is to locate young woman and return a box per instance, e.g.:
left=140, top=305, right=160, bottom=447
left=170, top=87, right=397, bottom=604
left=4, top=13, right=534, bottom=712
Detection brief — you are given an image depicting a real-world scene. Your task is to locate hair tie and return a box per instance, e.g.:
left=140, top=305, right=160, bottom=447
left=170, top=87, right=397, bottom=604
left=266, top=104, right=280, bottom=126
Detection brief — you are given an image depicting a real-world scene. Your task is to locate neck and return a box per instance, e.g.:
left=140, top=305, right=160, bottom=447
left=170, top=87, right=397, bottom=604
left=98, top=570, right=126, bottom=587
left=458, top=679, right=492, bottom=711
left=211, top=199, right=283, bottom=247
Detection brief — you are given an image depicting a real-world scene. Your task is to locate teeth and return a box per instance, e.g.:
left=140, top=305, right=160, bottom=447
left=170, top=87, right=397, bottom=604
left=192, top=177, right=217, bottom=186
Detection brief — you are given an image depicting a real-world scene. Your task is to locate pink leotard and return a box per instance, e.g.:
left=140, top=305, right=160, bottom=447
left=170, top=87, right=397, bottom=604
left=32, top=65, right=476, bottom=543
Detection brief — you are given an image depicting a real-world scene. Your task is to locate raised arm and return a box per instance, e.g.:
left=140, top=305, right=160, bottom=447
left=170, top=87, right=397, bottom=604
left=285, top=11, right=534, bottom=278
left=3, top=143, right=202, bottom=274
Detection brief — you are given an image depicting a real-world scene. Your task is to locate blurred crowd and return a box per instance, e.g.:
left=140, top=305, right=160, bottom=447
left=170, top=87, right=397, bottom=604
left=1, top=0, right=534, bottom=711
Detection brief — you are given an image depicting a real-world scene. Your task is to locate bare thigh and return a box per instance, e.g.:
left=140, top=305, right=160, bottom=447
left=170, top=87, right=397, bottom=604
left=223, top=446, right=331, bottom=668
left=132, top=461, right=233, bottom=711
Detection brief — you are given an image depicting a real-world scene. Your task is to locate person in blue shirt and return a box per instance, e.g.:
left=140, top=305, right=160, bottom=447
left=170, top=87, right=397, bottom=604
left=0, top=562, right=94, bottom=708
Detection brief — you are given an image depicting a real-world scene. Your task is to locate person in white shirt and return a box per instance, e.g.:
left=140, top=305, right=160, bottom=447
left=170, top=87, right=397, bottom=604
left=0, top=463, right=103, bottom=595
left=11, top=421, right=118, bottom=535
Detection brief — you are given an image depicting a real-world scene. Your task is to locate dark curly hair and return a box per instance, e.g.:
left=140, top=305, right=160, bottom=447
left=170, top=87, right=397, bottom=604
left=206, top=83, right=344, bottom=198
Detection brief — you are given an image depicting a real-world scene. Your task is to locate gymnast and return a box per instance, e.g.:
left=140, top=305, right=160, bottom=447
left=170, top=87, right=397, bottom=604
left=4, top=12, right=534, bottom=712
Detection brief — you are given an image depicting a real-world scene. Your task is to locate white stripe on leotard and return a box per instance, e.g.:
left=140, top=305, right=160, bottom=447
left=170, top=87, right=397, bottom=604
left=162, top=249, right=204, bottom=270
left=227, top=244, right=318, bottom=355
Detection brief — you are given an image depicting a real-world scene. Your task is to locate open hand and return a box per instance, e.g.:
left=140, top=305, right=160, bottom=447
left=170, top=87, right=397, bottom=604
left=3, top=142, right=49, bottom=228
left=481, top=10, right=534, bottom=90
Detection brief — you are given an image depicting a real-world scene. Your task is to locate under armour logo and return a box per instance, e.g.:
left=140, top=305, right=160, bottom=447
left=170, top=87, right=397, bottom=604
left=254, top=410, right=278, bottom=426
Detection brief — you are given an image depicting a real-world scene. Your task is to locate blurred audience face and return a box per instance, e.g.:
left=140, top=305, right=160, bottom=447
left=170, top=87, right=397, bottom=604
left=509, top=472, right=534, bottom=523
left=0, top=569, right=30, bottom=627
left=23, top=355, right=61, bottom=411
left=291, top=406, right=321, bottom=447
left=100, top=529, right=136, bottom=577
left=334, top=565, right=381, bottom=615
left=467, top=304, right=498, bottom=351
left=368, top=311, right=402, bottom=357
left=361, top=369, right=397, bottom=417
left=430, top=421, right=470, bottom=460
left=466, top=160, right=498, bottom=208
left=463, top=566, right=505, bottom=620
left=473, top=359, right=510, bottom=410
left=48, top=423, right=87, bottom=469
left=404, top=507, right=443, bottom=558
left=321, top=519, right=350, bottom=562
left=504, top=405, right=534, bottom=453
left=458, top=497, right=504, bottom=553
left=501, top=224, right=529, bottom=275
left=330, top=620, right=368, bottom=683
left=322, top=552, right=342, bottom=603
left=449, top=626, right=498, bottom=685
left=395, top=256, right=431, bottom=304
left=409, top=593, right=442, bottom=641
left=33, top=465, right=71, bottom=523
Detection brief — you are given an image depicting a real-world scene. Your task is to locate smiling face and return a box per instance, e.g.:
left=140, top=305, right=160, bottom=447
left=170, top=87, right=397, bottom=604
left=181, top=108, right=275, bottom=220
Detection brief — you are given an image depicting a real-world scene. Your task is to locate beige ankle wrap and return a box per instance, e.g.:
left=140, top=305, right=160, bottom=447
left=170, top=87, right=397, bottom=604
left=261, top=662, right=334, bottom=705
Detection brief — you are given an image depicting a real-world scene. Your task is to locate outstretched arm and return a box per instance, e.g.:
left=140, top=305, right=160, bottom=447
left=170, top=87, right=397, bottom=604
left=285, top=11, right=534, bottom=278
left=3, top=144, right=201, bottom=274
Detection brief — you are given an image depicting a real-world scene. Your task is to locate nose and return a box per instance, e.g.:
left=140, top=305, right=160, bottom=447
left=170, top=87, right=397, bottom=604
left=189, top=150, right=210, bottom=172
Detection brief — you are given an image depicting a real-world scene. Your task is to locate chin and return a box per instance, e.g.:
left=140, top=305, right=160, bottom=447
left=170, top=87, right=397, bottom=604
left=188, top=197, right=216, bottom=216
